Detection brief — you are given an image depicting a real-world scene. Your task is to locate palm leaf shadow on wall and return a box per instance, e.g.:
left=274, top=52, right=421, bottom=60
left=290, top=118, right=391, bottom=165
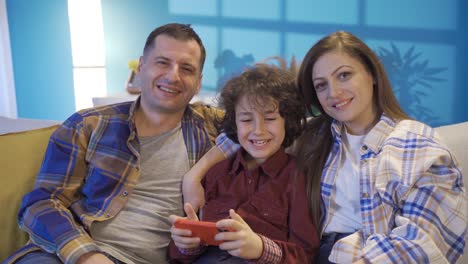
left=213, top=50, right=300, bottom=87
left=376, top=44, right=447, bottom=125
left=214, top=49, right=254, bottom=90
left=214, top=50, right=320, bottom=114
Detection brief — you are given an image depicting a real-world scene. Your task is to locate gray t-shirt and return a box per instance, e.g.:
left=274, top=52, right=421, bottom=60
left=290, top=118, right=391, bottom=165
left=90, top=123, right=189, bottom=264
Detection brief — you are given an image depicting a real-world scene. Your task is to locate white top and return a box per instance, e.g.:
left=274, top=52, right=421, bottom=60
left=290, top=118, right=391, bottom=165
left=324, top=129, right=364, bottom=233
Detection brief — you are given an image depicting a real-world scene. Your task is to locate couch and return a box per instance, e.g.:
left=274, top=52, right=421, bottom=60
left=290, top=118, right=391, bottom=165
left=1, top=116, right=467, bottom=262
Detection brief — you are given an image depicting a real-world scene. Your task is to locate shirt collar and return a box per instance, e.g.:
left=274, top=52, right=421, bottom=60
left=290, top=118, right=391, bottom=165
left=231, top=147, right=289, bottom=178
left=127, top=97, right=201, bottom=131
left=362, top=114, right=397, bottom=153
left=182, top=102, right=212, bottom=126
left=124, top=96, right=140, bottom=143
left=128, top=96, right=140, bottom=122
left=330, top=113, right=398, bottom=153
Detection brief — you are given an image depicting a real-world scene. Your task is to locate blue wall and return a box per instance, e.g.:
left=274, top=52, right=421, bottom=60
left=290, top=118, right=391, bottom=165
left=101, top=0, right=170, bottom=95
left=7, top=0, right=468, bottom=126
left=7, top=0, right=75, bottom=121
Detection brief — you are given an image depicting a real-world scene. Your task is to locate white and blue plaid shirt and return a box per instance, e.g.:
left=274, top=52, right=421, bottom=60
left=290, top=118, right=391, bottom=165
left=323, top=114, right=466, bottom=263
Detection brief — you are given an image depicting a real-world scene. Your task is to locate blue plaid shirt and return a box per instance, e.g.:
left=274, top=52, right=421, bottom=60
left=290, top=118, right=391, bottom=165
left=7, top=99, right=228, bottom=264
left=323, top=114, right=466, bottom=263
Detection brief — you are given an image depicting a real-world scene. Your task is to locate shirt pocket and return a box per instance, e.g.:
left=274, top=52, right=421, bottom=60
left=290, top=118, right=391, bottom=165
left=249, top=195, right=288, bottom=230
left=201, top=199, right=236, bottom=222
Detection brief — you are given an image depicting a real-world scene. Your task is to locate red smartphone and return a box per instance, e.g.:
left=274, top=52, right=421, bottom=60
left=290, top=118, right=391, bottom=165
left=174, top=219, right=230, bottom=246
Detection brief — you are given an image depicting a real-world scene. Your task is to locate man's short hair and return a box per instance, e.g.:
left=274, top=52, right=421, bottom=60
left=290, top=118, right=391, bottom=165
left=143, top=23, right=206, bottom=71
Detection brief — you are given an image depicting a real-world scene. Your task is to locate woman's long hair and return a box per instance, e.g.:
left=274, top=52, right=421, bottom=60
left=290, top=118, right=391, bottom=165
left=294, top=31, right=409, bottom=231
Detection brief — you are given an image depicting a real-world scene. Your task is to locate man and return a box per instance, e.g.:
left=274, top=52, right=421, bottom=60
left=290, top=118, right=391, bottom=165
left=6, top=23, right=229, bottom=264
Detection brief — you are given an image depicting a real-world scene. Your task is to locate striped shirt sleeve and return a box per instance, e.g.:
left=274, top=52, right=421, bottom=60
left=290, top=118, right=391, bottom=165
left=17, top=114, right=96, bottom=262
left=177, top=245, right=205, bottom=256
left=58, top=235, right=102, bottom=263
left=247, top=235, right=283, bottom=264
left=328, top=119, right=466, bottom=263
left=215, top=133, right=240, bottom=158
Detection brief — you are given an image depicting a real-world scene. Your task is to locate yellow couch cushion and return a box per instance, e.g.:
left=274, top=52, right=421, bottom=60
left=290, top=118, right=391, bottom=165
left=0, top=125, right=58, bottom=261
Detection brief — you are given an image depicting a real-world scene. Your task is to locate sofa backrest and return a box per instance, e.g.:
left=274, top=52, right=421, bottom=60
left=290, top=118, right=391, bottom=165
left=0, top=125, right=59, bottom=261
left=434, top=121, right=468, bottom=264
left=435, top=122, right=468, bottom=188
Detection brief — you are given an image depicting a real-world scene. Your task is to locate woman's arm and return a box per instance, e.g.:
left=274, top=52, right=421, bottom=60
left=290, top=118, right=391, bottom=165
left=329, top=141, right=466, bottom=263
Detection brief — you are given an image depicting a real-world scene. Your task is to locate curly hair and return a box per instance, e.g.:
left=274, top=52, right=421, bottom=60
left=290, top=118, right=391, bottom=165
left=217, top=64, right=306, bottom=148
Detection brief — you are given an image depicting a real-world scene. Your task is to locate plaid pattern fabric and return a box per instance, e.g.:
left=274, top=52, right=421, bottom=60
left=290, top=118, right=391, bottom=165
left=176, top=235, right=283, bottom=263
left=216, top=132, right=241, bottom=157
left=178, top=245, right=205, bottom=256
left=322, top=114, right=466, bottom=263
left=8, top=99, right=224, bottom=264
left=246, top=235, right=283, bottom=264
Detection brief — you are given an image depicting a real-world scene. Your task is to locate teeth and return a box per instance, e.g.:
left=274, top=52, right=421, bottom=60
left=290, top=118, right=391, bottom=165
left=335, top=100, right=350, bottom=108
left=158, top=86, right=178, bottom=94
left=252, top=140, right=267, bottom=145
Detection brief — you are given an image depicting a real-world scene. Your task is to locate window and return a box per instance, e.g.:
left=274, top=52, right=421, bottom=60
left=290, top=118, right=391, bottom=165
left=68, top=0, right=107, bottom=110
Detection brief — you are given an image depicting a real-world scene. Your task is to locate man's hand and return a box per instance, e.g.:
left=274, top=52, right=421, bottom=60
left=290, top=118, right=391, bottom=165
left=169, top=203, right=202, bottom=249
left=76, top=252, right=114, bottom=264
left=215, top=209, right=263, bottom=260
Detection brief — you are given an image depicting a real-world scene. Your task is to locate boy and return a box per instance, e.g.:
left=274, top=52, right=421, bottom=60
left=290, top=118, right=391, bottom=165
left=169, top=64, right=319, bottom=263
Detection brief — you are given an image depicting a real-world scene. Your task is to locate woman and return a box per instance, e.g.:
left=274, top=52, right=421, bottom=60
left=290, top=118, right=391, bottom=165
left=294, top=31, right=465, bottom=263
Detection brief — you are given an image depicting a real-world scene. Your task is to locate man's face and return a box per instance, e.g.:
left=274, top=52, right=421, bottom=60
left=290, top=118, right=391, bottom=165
left=138, top=34, right=203, bottom=115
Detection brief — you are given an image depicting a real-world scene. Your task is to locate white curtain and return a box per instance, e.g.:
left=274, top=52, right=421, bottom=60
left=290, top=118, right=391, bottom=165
left=0, top=0, right=17, bottom=118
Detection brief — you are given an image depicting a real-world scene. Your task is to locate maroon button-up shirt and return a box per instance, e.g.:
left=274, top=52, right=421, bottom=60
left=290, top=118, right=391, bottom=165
left=171, top=148, right=319, bottom=263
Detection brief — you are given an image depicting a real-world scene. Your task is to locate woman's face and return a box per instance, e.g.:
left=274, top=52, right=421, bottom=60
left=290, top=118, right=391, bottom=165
left=312, top=51, right=378, bottom=135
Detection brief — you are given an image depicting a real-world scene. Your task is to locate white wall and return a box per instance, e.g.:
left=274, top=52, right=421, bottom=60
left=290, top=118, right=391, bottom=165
left=0, top=0, right=17, bottom=118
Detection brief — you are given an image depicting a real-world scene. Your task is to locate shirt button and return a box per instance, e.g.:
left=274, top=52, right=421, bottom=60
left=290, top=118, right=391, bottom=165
left=248, top=179, right=252, bottom=184
left=362, top=192, right=370, bottom=198
left=122, top=191, right=128, bottom=196
left=361, top=145, right=368, bottom=151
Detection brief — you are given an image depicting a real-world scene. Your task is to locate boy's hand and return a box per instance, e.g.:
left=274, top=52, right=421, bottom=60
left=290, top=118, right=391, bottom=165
left=169, top=203, right=201, bottom=249
left=215, top=209, right=263, bottom=260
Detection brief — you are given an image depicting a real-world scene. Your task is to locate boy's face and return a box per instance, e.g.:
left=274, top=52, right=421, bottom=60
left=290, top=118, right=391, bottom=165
left=235, top=95, right=285, bottom=166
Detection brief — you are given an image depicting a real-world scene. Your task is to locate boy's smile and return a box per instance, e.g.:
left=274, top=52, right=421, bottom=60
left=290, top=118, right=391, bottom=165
left=235, top=95, right=285, bottom=166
